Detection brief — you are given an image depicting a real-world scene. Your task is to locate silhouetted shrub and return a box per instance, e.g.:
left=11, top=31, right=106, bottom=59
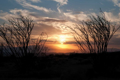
left=0, top=15, right=48, bottom=57
left=69, top=10, right=120, bottom=53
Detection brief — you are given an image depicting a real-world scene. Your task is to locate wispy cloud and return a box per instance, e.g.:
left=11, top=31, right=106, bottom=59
left=0, top=9, right=37, bottom=21
left=0, top=11, right=11, bottom=21
left=10, top=9, right=36, bottom=15
left=53, top=0, right=68, bottom=13
left=112, top=0, right=120, bottom=7
left=63, top=11, right=89, bottom=21
left=104, top=11, right=120, bottom=22
left=63, top=9, right=120, bottom=23
left=16, top=0, right=54, bottom=13
left=0, top=9, right=68, bottom=36
left=38, top=18, right=67, bottom=23
left=30, top=0, right=41, bottom=3
left=53, top=0, right=68, bottom=5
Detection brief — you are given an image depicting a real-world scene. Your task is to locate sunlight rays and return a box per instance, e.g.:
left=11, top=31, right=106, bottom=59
left=59, top=35, right=66, bottom=44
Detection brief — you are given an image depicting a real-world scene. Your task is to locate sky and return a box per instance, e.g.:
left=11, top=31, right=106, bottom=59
left=0, top=0, right=120, bottom=53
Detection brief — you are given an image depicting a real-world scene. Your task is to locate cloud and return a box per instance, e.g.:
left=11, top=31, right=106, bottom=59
left=53, top=0, right=68, bottom=13
left=38, top=18, right=67, bottom=22
left=63, top=11, right=89, bottom=21
left=0, top=9, right=39, bottom=21
left=10, top=9, right=36, bottom=16
left=64, top=41, right=76, bottom=44
left=0, top=8, right=67, bottom=36
left=63, top=10, right=120, bottom=23
left=36, top=17, right=69, bottom=34
left=0, top=8, right=68, bottom=29
left=16, top=0, right=54, bottom=13
left=104, top=11, right=120, bottom=22
left=0, top=12, right=10, bottom=21
left=53, top=0, right=68, bottom=5
left=30, top=0, right=41, bottom=3
left=112, top=0, right=120, bottom=7
left=32, top=23, right=62, bottom=36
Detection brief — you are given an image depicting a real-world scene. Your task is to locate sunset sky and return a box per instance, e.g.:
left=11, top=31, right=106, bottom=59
left=0, top=0, right=120, bottom=53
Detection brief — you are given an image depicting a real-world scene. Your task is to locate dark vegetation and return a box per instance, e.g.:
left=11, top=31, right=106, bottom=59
left=0, top=11, right=120, bottom=80
left=0, top=52, right=120, bottom=80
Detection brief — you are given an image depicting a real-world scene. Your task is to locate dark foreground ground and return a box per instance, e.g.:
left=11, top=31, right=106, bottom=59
left=0, top=52, right=120, bottom=80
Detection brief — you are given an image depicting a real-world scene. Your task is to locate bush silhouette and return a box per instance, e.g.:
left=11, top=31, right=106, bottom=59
left=69, top=10, right=120, bottom=53
left=0, top=15, right=48, bottom=57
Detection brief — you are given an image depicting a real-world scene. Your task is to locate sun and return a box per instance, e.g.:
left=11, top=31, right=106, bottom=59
left=59, top=35, right=66, bottom=44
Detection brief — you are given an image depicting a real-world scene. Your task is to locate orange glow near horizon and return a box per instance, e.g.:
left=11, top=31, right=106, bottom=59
left=46, top=43, right=80, bottom=53
left=55, top=44, right=69, bottom=49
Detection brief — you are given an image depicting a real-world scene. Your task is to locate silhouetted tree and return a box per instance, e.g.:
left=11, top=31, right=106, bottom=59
left=70, top=11, right=120, bottom=53
left=0, top=15, right=48, bottom=57
left=0, top=15, right=34, bottom=57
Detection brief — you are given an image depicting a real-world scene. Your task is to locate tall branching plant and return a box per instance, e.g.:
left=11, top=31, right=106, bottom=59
left=0, top=15, right=34, bottom=57
left=69, top=11, right=120, bottom=53
left=0, top=15, right=48, bottom=57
